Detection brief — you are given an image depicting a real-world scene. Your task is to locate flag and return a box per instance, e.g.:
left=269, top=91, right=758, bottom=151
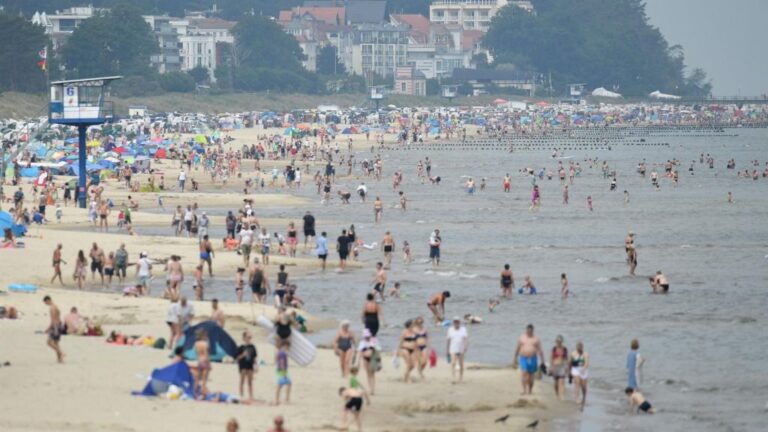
left=38, top=46, right=47, bottom=70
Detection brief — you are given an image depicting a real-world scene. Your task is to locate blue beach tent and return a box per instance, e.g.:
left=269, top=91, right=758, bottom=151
left=134, top=361, right=195, bottom=398
left=178, top=321, right=237, bottom=362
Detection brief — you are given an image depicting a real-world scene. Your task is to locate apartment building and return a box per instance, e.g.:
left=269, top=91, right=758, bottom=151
left=429, top=0, right=532, bottom=31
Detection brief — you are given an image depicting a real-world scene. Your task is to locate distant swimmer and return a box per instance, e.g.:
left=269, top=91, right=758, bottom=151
left=653, top=270, right=669, bottom=293
left=371, top=262, right=387, bottom=302
left=561, top=273, right=569, bottom=299
left=503, top=173, right=511, bottom=192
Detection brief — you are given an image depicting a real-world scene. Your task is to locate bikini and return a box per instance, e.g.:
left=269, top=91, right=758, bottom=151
left=402, top=334, right=417, bottom=354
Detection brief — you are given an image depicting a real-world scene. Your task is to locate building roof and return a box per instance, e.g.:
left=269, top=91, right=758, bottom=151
left=188, top=17, right=236, bottom=30
left=345, top=1, right=386, bottom=23
left=452, top=68, right=534, bottom=81
left=279, top=7, right=345, bottom=25
left=390, top=14, right=430, bottom=44
left=461, top=29, right=484, bottom=51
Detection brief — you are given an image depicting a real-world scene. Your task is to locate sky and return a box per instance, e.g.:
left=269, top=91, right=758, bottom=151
left=643, top=0, right=768, bottom=96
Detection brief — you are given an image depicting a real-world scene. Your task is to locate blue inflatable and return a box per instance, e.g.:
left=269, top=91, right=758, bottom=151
left=8, top=283, right=38, bottom=293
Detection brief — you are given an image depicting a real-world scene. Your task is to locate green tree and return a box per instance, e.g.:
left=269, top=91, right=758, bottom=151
left=61, top=3, right=158, bottom=78
left=316, top=45, right=346, bottom=76
left=0, top=13, right=48, bottom=92
left=159, top=71, right=196, bottom=92
left=483, top=0, right=704, bottom=97
left=187, top=65, right=210, bottom=84
left=232, top=15, right=305, bottom=72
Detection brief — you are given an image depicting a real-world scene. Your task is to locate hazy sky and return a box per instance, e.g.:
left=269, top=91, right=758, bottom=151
left=643, top=0, right=768, bottom=96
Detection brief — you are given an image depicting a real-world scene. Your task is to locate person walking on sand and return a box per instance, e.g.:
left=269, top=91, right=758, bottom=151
left=339, top=386, right=370, bottom=432
left=336, top=229, right=352, bottom=271
left=43, top=295, right=64, bottom=363
left=371, top=262, right=387, bottom=302
left=275, top=341, right=292, bottom=405
left=73, top=250, right=87, bottom=290
left=333, top=320, right=356, bottom=378
left=570, top=341, right=589, bottom=410
left=446, top=316, right=468, bottom=383
left=199, top=234, right=214, bottom=277
left=513, top=324, right=545, bottom=395
left=302, top=211, right=316, bottom=250
left=236, top=331, right=258, bottom=402
left=51, top=244, right=67, bottom=285
left=549, top=335, right=568, bottom=400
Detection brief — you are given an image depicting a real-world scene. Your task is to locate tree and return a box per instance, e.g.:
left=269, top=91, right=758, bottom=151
left=316, top=45, right=346, bottom=76
left=61, top=2, right=158, bottom=78
left=159, top=71, right=196, bottom=92
left=483, top=0, right=704, bottom=97
left=230, top=15, right=319, bottom=93
left=187, top=65, right=210, bottom=84
left=0, top=13, right=48, bottom=92
left=232, top=15, right=305, bottom=72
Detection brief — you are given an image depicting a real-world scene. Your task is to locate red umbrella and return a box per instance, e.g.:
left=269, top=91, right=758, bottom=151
left=494, top=98, right=508, bottom=105
left=536, top=101, right=550, bottom=107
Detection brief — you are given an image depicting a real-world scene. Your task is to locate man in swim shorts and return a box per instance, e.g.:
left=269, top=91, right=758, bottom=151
left=654, top=270, right=669, bottom=293
left=626, top=387, right=656, bottom=413
left=371, top=262, right=387, bottom=302
left=44, top=296, right=64, bottom=363
left=513, top=324, right=544, bottom=395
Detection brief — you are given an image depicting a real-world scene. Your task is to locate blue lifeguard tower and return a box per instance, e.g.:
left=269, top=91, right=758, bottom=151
left=49, top=76, right=121, bottom=208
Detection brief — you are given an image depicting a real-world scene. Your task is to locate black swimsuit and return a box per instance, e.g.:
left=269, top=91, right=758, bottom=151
left=364, top=310, right=379, bottom=336
left=345, top=397, right=363, bottom=411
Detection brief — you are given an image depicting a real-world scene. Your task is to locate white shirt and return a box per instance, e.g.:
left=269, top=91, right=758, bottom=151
left=447, top=326, right=468, bottom=354
left=184, top=209, right=193, bottom=221
left=166, top=303, right=180, bottom=323
left=356, top=184, right=367, bottom=194
left=239, top=228, right=253, bottom=245
left=179, top=171, right=186, bottom=181
left=137, top=257, right=152, bottom=277
left=258, top=233, right=271, bottom=247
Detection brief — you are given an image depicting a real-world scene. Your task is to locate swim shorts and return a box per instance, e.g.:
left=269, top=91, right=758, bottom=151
left=519, top=355, right=538, bottom=374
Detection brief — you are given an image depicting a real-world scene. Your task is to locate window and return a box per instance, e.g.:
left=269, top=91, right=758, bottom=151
left=58, top=19, right=78, bottom=32
left=401, top=82, right=406, bottom=92
left=197, top=44, right=202, bottom=54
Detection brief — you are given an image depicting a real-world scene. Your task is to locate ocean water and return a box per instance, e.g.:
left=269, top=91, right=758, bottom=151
left=194, top=128, right=766, bottom=431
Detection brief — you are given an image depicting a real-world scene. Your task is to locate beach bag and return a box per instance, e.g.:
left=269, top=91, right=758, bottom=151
left=429, top=348, right=437, bottom=368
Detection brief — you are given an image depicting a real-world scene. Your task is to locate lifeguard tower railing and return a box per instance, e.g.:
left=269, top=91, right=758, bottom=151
left=49, top=76, right=121, bottom=125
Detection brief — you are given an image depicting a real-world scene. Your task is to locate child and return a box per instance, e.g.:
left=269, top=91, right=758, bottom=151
left=349, top=366, right=362, bottom=389
left=488, top=298, right=499, bottom=312
left=388, top=281, right=401, bottom=298
left=402, top=240, right=411, bottom=264
left=235, top=267, right=245, bottom=303
left=236, top=331, right=257, bottom=401
left=194, top=265, right=204, bottom=301
left=274, top=232, right=287, bottom=256
left=339, top=386, right=370, bottom=432
left=55, top=204, right=63, bottom=223
left=520, top=276, right=537, bottom=295
left=625, top=387, right=655, bottom=413
left=117, top=209, right=125, bottom=229
left=275, top=341, right=292, bottom=405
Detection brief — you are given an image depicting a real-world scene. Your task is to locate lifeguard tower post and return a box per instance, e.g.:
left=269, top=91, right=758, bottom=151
left=48, top=76, right=121, bottom=208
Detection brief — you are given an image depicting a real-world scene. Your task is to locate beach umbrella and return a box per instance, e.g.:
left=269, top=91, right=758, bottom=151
left=494, top=98, right=508, bottom=105
left=341, top=127, right=352, bottom=135
left=536, top=101, right=549, bottom=107
left=0, top=211, right=12, bottom=231
left=194, top=135, right=207, bottom=145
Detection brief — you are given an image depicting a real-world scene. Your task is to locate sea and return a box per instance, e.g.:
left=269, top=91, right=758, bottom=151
left=142, top=127, right=768, bottom=431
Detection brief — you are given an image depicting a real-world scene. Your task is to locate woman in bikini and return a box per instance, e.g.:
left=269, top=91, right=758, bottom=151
left=549, top=335, right=568, bottom=400
left=412, top=317, right=429, bottom=379
left=286, top=222, right=298, bottom=258
left=74, top=250, right=87, bottom=290
left=398, top=320, right=418, bottom=383
left=332, top=320, right=356, bottom=378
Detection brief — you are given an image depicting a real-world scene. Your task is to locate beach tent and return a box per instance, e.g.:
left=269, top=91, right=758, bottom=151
left=178, top=321, right=237, bottom=362
left=0, top=211, right=25, bottom=237
left=649, top=90, right=681, bottom=100
left=591, top=87, right=623, bottom=98
left=134, top=361, right=195, bottom=398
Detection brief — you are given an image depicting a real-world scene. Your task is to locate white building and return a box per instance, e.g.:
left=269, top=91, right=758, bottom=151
left=31, top=6, right=102, bottom=49
left=176, top=17, right=235, bottom=82
left=143, top=15, right=184, bottom=74
left=429, top=0, right=532, bottom=32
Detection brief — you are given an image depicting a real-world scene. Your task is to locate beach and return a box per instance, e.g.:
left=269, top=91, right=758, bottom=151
left=0, top=124, right=572, bottom=432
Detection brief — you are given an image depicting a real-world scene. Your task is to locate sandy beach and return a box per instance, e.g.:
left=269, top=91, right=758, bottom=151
left=0, top=125, right=569, bottom=432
